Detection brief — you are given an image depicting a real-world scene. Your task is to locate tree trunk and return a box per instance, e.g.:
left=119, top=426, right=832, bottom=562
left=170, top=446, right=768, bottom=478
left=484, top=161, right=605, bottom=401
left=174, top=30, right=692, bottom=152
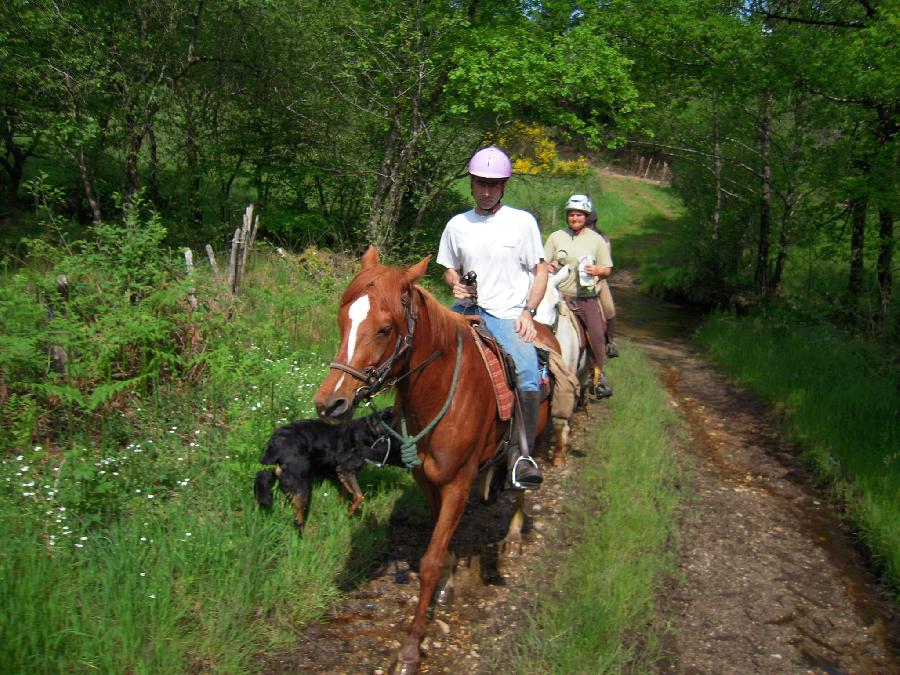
left=77, top=145, right=103, bottom=223
left=848, top=195, right=867, bottom=300
left=1, top=108, right=38, bottom=205
left=124, top=111, right=144, bottom=199
left=754, top=90, right=774, bottom=298
left=711, top=92, right=722, bottom=244
left=876, top=206, right=893, bottom=321
left=770, top=187, right=796, bottom=299
left=367, top=117, right=402, bottom=251
left=147, top=120, right=161, bottom=206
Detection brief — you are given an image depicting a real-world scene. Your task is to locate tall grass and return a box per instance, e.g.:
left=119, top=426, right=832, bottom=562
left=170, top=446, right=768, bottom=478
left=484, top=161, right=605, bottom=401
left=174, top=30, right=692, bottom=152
left=501, top=343, right=686, bottom=672
left=0, top=246, right=420, bottom=672
left=697, top=312, right=900, bottom=596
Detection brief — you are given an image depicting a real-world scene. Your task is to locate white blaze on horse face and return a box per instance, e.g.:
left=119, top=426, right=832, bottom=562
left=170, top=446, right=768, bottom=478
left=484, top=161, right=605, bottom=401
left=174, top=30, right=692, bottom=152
left=333, top=293, right=371, bottom=394
left=346, top=293, right=371, bottom=362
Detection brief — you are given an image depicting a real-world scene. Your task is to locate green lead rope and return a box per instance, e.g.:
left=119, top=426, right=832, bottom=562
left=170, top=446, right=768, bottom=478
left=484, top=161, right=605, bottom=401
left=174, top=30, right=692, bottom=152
left=373, top=332, right=463, bottom=468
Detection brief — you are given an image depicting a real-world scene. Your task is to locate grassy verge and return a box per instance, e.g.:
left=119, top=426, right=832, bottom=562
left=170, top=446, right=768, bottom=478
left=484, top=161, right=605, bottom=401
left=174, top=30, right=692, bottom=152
left=0, top=248, right=422, bottom=673
left=502, top=341, right=686, bottom=672
left=696, top=312, right=900, bottom=598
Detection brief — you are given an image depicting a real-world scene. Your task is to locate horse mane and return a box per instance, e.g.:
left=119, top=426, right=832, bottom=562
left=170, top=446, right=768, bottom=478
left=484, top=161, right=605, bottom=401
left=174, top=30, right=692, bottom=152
left=413, top=284, right=467, bottom=343
left=340, top=262, right=465, bottom=345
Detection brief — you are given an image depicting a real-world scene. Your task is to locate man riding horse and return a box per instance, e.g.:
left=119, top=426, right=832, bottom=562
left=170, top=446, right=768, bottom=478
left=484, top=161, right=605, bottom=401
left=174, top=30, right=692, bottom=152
left=436, top=146, right=548, bottom=490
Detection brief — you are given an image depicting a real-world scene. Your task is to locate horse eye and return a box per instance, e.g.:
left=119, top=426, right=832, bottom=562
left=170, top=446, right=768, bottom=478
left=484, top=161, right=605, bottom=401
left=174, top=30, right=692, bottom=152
left=377, top=325, right=392, bottom=336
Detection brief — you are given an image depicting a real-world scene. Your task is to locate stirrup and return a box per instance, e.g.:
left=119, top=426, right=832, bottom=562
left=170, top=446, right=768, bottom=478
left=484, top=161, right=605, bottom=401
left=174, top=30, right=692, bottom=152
left=510, top=455, right=542, bottom=490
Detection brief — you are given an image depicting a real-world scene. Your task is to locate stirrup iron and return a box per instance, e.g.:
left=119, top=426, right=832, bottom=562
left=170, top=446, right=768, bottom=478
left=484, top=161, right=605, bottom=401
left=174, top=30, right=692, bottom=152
left=511, top=455, right=542, bottom=490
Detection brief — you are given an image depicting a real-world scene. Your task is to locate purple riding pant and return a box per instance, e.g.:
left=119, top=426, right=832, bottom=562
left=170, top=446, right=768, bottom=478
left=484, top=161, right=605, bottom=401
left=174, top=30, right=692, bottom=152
left=571, top=296, right=607, bottom=370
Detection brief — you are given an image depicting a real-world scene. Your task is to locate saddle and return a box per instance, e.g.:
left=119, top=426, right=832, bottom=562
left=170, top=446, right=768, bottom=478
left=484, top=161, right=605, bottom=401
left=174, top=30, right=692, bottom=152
left=465, top=318, right=551, bottom=422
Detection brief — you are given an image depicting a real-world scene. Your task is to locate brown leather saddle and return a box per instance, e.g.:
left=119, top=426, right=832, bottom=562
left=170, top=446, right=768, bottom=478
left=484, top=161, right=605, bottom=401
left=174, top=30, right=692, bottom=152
left=465, top=317, right=552, bottom=422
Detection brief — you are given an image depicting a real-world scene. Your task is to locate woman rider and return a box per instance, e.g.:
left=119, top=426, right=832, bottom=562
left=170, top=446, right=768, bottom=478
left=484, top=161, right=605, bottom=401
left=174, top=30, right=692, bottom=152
left=544, top=194, right=614, bottom=398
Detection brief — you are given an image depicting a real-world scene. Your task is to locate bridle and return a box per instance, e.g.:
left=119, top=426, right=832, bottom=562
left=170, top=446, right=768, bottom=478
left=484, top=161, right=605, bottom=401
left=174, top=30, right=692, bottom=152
left=328, top=289, right=422, bottom=402
left=328, top=285, right=463, bottom=469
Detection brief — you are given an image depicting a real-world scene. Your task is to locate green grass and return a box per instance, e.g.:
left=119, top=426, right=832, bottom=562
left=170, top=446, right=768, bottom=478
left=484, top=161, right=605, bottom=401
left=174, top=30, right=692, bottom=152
left=0, top=245, right=424, bottom=673
left=696, top=312, right=900, bottom=597
left=501, top=342, right=686, bottom=672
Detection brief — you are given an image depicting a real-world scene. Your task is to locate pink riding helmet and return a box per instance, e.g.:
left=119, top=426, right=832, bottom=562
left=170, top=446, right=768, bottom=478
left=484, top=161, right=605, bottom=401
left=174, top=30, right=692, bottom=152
left=468, top=146, right=512, bottom=179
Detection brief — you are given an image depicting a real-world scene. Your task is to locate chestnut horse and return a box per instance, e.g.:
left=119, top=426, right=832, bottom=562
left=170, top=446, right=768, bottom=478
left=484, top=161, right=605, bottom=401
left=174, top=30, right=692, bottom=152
left=314, top=247, right=559, bottom=673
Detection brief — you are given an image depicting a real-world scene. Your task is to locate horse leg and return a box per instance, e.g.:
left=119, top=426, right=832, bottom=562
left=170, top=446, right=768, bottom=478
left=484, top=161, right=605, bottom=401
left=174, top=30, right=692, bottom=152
left=394, top=481, right=470, bottom=675
left=499, top=491, right=527, bottom=558
left=413, top=471, right=459, bottom=606
left=552, top=416, right=569, bottom=467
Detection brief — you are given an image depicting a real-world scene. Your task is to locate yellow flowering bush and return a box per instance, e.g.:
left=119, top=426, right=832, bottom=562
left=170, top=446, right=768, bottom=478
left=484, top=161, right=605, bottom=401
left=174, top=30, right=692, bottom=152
left=490, top=122, right=589, bottom=176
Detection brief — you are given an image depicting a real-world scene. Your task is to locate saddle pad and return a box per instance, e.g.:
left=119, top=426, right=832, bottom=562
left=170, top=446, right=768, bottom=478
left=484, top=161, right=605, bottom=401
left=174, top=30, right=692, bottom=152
left=468, top=325, right=514, bottom=421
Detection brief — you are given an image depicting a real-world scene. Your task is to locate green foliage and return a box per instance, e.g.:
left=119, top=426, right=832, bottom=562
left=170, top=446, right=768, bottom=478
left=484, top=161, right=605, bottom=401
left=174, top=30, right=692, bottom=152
left=0, top=194, right=205, bottom=454
left=0, top=239, right=421, bottom=671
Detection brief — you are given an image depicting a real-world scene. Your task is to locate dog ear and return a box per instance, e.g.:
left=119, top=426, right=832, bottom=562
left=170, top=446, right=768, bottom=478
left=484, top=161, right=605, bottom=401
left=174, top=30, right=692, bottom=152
left=254, top=469, right=278, bottom=508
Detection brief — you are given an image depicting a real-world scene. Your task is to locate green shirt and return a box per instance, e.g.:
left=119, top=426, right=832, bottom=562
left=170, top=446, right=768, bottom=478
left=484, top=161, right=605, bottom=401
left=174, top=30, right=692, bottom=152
left=544, top=228, right=613, bottom=297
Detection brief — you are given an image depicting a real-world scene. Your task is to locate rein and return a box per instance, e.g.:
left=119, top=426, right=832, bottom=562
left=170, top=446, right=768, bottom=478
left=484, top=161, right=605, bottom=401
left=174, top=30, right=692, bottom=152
left=369, top=331, right=464, bottom=468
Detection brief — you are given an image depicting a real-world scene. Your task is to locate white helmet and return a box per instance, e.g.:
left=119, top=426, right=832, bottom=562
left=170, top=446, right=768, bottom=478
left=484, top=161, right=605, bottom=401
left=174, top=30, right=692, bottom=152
left=565, top=194, right=592, bottom=213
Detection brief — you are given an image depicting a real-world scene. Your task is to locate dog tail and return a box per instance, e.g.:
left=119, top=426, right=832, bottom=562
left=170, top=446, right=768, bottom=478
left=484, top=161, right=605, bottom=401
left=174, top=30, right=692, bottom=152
left=254, top=469, right=278, bottom=507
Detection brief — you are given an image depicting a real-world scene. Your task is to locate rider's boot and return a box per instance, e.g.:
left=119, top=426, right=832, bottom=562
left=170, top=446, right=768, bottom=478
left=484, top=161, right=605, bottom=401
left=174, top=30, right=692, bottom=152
left=605, top=317, right=620, bottom=358
left=511, top=390, right=543, bottom=490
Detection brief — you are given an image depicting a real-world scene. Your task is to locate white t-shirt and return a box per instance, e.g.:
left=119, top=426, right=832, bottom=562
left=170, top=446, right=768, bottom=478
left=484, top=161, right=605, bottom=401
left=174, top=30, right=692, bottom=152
left=437, top=205, right=544, bottom=320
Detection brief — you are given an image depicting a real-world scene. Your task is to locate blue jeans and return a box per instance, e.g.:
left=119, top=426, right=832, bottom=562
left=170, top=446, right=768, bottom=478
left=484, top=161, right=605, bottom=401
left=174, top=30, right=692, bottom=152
left=454, top=304, right=541, bottom=391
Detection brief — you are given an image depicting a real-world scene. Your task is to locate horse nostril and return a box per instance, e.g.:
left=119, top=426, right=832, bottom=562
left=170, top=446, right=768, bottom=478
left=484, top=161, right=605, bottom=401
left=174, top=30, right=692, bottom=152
left=321, top=398, right=350, bottom=420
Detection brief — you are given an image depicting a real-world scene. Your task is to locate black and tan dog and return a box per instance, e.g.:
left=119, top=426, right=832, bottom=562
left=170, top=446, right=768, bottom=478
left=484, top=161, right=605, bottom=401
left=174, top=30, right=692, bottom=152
left=254, top=407, right=397, bottom=529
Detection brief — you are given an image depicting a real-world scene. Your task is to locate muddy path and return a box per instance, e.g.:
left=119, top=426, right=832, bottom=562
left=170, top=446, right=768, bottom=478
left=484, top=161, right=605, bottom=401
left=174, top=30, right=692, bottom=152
left=266, top=274, right=899, bottom=674
left=616, top=274, right=900, bottom=674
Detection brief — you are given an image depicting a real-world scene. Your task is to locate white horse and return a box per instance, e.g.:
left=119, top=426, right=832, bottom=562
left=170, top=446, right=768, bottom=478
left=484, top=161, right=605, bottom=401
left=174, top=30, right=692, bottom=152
left=535, top=265, right=590, bottom=464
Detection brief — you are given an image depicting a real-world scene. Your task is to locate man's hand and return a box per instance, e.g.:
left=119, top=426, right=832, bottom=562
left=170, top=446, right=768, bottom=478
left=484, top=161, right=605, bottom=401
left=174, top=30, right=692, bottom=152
left=515, top=310, right=537, bottom=342
left=584, top=264, right=612, bottom=279
left=451, top=282, right=474, bottom=300
left=444, top=268, right=473, bottom=300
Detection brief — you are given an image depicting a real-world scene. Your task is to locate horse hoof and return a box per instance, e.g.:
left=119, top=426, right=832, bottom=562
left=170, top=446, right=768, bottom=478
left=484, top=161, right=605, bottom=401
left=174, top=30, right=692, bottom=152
left=392, top=658, right=420, bottom=675
left=434, top=584, right=454, bottom=607
left=552, top=452, right=566, bottom=467
left=500, top=537, right=523, bottom=558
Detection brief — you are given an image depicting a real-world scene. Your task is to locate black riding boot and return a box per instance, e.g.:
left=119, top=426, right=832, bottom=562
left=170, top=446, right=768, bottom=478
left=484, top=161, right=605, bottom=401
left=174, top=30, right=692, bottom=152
left=605, top=316, right=620, bottom=358
left=510, top=390, right=543, bottom=490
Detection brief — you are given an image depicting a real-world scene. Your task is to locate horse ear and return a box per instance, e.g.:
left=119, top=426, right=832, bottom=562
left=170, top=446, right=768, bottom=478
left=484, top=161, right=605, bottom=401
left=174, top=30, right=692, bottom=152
left=405, top=256, right=431, bottom=283
left=361, top=246, right=380, bottom=269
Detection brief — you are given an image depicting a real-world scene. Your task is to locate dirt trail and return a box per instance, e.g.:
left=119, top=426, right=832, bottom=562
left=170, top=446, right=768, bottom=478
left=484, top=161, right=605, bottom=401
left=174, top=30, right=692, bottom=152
left=617, top=275, right=900, bottom=674
left=263, top=401, right=603, bottom=674
left=266, top=276, right=899, bottom=674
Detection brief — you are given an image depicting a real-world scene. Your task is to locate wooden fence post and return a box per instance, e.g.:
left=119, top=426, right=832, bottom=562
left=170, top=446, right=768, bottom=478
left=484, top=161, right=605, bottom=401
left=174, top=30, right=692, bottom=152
left=183, top=248, right=198, bottom=310
left=47, top=275, right=69, bottom=375
left=205, top=244, right=225, bottom=293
